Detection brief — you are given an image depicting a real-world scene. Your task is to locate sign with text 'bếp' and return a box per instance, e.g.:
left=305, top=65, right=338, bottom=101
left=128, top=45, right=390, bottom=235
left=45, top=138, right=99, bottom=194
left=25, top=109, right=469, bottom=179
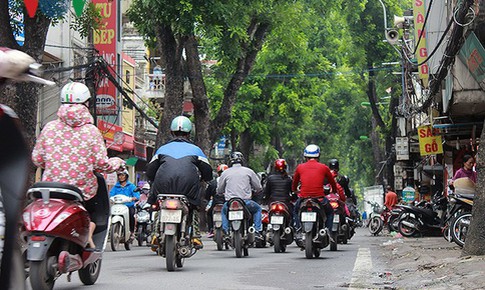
left=418, top=125, right=443, bottom=156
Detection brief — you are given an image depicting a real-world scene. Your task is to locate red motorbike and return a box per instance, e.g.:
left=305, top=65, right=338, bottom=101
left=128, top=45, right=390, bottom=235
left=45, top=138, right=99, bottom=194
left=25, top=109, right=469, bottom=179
left=326, top=189, right=349, bottom=247
left=22, top=175, right=110, bottom=290
left=268, top=201, right=293, bottom=253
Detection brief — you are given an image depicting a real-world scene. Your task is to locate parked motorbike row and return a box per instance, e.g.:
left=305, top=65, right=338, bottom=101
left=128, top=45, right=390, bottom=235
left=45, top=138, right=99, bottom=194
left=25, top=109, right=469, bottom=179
left=367, top=178, right=474, bottom=249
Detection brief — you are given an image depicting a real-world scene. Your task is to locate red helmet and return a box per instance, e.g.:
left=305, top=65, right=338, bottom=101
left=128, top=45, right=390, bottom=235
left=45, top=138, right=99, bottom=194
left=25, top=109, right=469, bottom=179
left=217, top=164, right=229, bottom=173
left=274, top=159, right=287, bottom=172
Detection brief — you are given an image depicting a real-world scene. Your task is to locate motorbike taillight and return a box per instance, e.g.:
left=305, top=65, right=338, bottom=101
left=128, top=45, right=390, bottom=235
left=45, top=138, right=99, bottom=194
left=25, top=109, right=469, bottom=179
left=229, top=201, right=243, bottom=210
left=330, top=201, right=339, bottom=209
left=164, top=199, right=180, bottom=209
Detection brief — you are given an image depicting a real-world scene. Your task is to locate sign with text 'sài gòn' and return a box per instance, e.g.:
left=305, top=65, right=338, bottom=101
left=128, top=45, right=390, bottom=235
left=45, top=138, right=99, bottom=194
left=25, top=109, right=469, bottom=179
left=418, top=125, right=443, bottom=156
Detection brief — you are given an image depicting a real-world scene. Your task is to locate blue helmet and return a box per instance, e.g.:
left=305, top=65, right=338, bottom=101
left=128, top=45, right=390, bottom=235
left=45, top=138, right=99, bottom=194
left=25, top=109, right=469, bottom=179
left=304, top=144, right=320, bottom=158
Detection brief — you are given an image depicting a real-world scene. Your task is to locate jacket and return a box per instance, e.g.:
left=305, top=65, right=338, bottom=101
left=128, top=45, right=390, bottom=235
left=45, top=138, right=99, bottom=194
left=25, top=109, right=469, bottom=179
left=146, top=138, right=212, bottom=206
left=32, top=104, right=121, bottom=200
left=109, top=181, right=139, bottom=208
left=263, top=173, right=293, bottom=204
left=291, top=159, right=338, bottom=198
left=217, top=163, right=262, bottom=201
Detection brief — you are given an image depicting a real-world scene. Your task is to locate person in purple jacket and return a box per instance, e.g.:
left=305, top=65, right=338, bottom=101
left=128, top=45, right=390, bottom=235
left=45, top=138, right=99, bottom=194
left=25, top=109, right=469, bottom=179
left=453, top=154, right=477, bottom=183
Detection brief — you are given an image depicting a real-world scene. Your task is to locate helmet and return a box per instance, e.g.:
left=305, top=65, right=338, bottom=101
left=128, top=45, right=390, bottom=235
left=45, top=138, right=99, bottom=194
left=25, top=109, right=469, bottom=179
left=142, top=183, right=150, bottom=190
left=274, top=159, right=287, bottom=171
left=229, top=151, right=244, bottom=166
left=303, top=144, right=320, bottom=158
left=60, top=82, right=91, bottom=104
left=117, top=170, right=129, bottom=178
left=217, top=164, right=229, bottom=173
left=170, top=116, right=192, bottom=133
left=328, top=158, right=339, bottom=170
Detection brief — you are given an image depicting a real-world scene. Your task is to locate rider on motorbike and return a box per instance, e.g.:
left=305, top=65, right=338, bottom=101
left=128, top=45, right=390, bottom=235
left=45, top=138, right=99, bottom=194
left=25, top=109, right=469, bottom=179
left=32, top=82, right=125, bottom=249
left=292, top=145, right=338, bottom=231
left=217, top=152, right=264, bottom=239
left=263, top=159, right=295, bottom=221
left=146, top=115, right=213, bottom=248
left=205, top=164, right=228, bottom=238
left=328, top=158, right=356, bottom=203
left=109, top=170, right=139, bottom=240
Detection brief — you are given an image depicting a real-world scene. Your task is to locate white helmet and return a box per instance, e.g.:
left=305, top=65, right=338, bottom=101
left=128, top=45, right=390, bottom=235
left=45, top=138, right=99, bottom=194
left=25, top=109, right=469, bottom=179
left=303, top=144, right=320, bottom=158
left=142, top=183, right=150, bottom=190
left=60, top=82, right=91, bottom=104
left=170, top=116, right=192, bottom=133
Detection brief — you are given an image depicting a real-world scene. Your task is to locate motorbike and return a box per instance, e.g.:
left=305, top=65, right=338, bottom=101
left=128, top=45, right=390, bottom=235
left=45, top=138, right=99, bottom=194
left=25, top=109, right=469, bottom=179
left=212, top=203, right=229, bottom=251
left=109, top=195, right=133, bottom=251
left=368, top=204, right=405, bottom=236
left=268, top=201, right=293, bottom=253
left=445, top=188, right=474, bottom=247
left=397, top=191, right=448, bottom=237
left=326, top=189, right=350, bottom=245
left=226, top=197, right=255, bottom=258
left=22, top=176, right=110, bottom=290
left=298, top=196, right=330, bottom=258
left=156, top=194, right=198, bottom=271
left=255, top=205, right=269, bottom=248
left=135, top=194, right=152, bottom=247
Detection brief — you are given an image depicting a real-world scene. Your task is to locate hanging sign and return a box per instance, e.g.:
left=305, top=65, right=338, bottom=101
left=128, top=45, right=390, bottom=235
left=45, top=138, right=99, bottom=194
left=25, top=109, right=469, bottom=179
left=73, top=0, right=86, bottom=17
left=23, top=0, right=38, bottom=18
left=418, top=125, right=443, bottom=156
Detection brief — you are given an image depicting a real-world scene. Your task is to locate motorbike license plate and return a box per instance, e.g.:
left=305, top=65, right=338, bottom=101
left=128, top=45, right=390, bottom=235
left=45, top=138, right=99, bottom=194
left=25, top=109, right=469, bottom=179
left=333, top=215, right=340, bottom=223
left=160, top=209, right=182, bottom=223
left=301, top=212, right=317, bottom=222
left=270, top=215, right=284, bottom=225
left=213, top=213, right=222, bottom=222
left=228, top=210, right=243, bottom=221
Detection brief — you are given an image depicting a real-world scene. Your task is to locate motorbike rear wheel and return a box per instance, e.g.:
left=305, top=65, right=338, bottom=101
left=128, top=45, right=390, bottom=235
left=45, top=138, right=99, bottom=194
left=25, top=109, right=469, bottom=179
left=165, top=235, right=177, bottom=271
left=451, top=212, right=471, bottom=248
left=330, top=231, right=338, bottom=251
left=368, top=216, right=383, bottom=236
left=398, top=214, right=418, bottom=237
left=273, top=231, right=282, bottom=253
left=388, top=215, right=399, bottom=232
left=234, top=230, right=243, bottom=258
left=305, top=232, right=313, bottom=259
left=215, top=228, right=223, bottom=251
left=110, top=222, right=122, bottom=251
left=78, top=259, right=102, bottom=285
left=29, top=256, right=56, bottom=290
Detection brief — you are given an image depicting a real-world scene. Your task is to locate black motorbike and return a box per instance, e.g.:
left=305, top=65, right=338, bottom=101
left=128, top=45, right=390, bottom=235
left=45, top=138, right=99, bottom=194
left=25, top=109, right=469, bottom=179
left=226, top=197, right=255, bottom=258
left=445, top=189, right=474, bottom=247
left=397, top=191, right=448, bottom=237
left=298, top=197, right=330, bottom=258
left=268, top=201, right=293, bottom=253
left=212, top=203, right=229, bottom=250
left=135, top=195, right=152, bottom=246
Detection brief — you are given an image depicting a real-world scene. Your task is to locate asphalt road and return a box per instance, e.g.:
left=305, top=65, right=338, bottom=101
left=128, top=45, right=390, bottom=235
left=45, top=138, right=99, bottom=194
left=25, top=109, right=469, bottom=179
left=27, top=227, right=392, bottom=290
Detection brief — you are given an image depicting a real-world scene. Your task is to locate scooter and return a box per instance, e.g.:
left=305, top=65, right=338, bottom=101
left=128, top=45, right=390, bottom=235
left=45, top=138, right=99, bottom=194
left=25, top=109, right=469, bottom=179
left=268, top=201, right=293, bottom=253
left=109, top=195, right=133, bottom=251
left=135, top=194, right=152, bottom=247
left=326, top=190, right=349, bottom=247
left=23, top=175, right=110, bottom=290
left=298, top=197, right=330, bottom=259
left=212, top=203, right=229, bottom=250
left=226, top=197, right=255, bottom=258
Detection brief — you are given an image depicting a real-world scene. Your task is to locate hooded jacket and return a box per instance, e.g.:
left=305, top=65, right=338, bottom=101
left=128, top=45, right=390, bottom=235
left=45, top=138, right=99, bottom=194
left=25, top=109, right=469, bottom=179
left=32, top=104, right=121, bottom=200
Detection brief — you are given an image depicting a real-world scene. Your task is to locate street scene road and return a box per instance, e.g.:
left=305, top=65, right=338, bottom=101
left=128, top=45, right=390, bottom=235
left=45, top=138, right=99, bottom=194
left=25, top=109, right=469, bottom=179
left=29, top=228, right=390, bottom=290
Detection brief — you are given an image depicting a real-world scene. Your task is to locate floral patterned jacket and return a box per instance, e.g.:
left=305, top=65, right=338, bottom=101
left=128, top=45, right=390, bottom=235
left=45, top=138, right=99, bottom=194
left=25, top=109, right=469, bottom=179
left=32, top=104, right=123, bottom=200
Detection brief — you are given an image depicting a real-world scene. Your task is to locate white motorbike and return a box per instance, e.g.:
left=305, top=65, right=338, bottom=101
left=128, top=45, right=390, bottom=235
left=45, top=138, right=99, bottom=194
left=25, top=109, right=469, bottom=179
left=109, top=195, right=133, bottom=251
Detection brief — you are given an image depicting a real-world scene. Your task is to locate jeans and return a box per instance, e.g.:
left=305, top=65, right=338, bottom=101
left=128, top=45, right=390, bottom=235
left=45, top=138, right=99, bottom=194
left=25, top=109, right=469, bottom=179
left=294, top=197, right=334, bottom=230
left=222, top=199, right=262, bottom=233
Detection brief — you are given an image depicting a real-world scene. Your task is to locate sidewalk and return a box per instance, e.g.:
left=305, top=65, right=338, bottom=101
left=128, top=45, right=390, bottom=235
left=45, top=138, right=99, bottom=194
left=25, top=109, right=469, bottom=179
left=377, top=233, right=485, bottom=289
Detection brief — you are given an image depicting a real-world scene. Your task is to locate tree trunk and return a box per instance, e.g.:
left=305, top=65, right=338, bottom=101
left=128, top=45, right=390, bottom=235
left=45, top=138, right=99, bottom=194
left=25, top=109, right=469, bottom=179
left=154, top=26, right=186, bottom=148
left=370, top=116, right=384, bottom=185
left=185, top=35, right=212, bottom=153
left=239, top=129, right=252, bottom=165
left=0, top=12, right=51, bottom=149
left=462, top=122, right=485, bottom=255
left=208, top=19, right=270, bottom=144
left=367, top=66, right=385, bottom=129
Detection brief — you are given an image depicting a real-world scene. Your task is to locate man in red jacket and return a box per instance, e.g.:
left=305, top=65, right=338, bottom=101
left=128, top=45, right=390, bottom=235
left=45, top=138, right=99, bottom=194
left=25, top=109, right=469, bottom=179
left=292, top=144, right=338, bottom=231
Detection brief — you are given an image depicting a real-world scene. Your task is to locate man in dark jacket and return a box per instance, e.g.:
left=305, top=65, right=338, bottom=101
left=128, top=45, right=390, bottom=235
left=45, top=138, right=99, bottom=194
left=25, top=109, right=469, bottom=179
left=146, top=116, right=212, bottom=248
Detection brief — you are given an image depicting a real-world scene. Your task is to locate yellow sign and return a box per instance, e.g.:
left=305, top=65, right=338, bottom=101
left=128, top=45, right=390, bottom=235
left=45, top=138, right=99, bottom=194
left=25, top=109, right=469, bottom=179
left=418, top=125, right=443, bottom=155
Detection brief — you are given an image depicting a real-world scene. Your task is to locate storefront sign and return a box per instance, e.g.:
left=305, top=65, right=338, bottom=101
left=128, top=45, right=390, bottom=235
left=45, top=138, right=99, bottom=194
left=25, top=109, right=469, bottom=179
left=402, top=186, right=415, bottom=203
left=396, top=137, right=409, bottom=160
left=414, top=0, right=429, bottom=87
left=97, top=119, right=123, bottom=152
left=418, top=125, right=443, bottom=155
left=458, top=32, right=485, bottom=90
left=93, top=0, right=118, bottom=115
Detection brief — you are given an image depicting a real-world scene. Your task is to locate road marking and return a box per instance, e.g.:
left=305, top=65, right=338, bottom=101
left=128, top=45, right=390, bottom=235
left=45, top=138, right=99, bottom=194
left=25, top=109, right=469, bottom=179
left=349, top=247, right=376, bottom=290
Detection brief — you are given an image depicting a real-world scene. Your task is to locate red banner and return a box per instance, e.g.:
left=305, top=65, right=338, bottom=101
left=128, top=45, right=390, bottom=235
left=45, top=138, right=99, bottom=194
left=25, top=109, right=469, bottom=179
left=93, top=0, right=118, bottom=115
left=97, top=119, right=123, bottom=152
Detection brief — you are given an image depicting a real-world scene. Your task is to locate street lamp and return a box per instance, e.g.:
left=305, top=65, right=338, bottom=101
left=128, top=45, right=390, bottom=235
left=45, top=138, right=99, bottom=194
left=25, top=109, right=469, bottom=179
left=361, top=101, right=390, bottom=107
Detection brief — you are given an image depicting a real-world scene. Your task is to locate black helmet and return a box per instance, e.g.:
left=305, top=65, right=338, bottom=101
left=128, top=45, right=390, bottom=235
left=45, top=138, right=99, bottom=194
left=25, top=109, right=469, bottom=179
left=328, top=158, right=339, bottom=171
left=229, top=151, right=244, bottom=166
